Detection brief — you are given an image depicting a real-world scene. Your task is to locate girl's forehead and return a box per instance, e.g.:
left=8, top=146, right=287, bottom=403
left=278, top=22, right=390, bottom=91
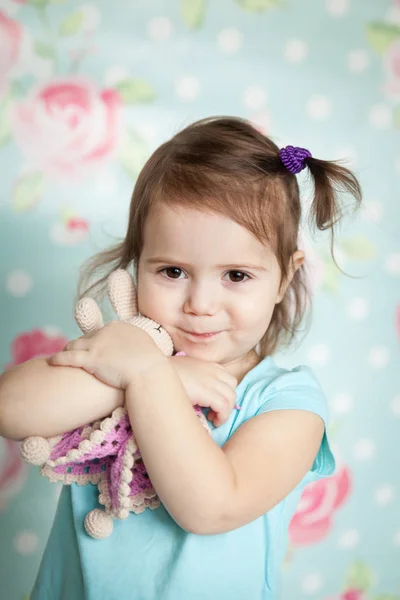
left=142, top=203, right=277, bottom=266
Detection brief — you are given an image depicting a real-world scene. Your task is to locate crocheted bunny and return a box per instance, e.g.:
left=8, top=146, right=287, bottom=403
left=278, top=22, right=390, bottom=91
left=20, top=269, right=211, bottom=539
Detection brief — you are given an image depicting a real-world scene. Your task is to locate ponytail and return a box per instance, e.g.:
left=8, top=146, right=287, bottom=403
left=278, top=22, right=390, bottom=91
left=305, top=157, right=362, bottom=258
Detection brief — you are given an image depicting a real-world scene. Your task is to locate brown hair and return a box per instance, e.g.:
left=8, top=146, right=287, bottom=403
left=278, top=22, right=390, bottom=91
left=78, top=116, right=362, bottom=356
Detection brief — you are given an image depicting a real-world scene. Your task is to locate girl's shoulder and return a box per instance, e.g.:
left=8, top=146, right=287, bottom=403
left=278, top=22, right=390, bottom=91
left=236, top=355, right=330, bottom=429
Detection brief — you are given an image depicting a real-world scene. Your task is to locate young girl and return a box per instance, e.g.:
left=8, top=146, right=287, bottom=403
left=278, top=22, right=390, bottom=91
left=0, top=116, right=362, bottom=599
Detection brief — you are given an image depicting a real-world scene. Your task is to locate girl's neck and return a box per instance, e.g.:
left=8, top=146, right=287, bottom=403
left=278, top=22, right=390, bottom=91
left=224, top=349, right=262, bottom=385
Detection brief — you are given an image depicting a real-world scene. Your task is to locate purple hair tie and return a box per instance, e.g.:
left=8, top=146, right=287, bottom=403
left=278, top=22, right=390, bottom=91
left=279, top=145, right=312, bottom=174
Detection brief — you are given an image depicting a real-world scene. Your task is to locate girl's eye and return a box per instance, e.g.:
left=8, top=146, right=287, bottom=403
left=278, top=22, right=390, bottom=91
left=160, top=267, right=184, bottom=279
left=226, top=271, right=250, bottom=283
left=159, top=267, right=250, bottom=283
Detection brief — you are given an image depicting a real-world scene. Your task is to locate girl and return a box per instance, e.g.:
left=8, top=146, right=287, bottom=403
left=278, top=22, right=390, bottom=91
left=0, top=116, right=362, bottom=599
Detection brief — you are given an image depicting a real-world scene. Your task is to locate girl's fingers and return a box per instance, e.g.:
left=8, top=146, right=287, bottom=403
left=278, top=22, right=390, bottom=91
left=48, top=350, right=89, bottom=368
left=63, top=333, right=95, bottom=352
left=219, top=382, right=237, bottom=407
left=214, top=366, right=238, bottom=389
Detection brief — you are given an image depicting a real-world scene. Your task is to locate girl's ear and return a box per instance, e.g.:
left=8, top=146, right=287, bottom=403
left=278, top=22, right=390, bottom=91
left=276, top=250, right=305, bottom=303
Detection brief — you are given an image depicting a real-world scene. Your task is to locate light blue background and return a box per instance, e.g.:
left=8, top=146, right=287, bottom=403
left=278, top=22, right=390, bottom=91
left=0, top=1, right=399, bottom=599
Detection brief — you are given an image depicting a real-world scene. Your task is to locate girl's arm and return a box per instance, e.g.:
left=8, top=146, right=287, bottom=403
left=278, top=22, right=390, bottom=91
left=126, top=358, right=324, bottom=536
left=0, top=355, right=235, bottom=441
left=0, top=358, right=124, bottom=441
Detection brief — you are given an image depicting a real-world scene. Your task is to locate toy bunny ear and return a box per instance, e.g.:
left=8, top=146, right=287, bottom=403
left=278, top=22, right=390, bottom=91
left=107, top=269, right=138, bottom=321
left=75, top=298, right=104, bottom=334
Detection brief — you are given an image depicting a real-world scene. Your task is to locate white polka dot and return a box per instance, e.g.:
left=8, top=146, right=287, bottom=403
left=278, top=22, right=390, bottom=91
left=353, top=438, right=375, bottom=461
left=330, top=393, right=354, bottom=414
left=0, top=0, right=21, bottom=15
left=368, top=346, right=390, bottom=369
left=384, top=253, right=400, bottom=275
left=6, top=270, right=33, bottom=297
left=42, top=326, right=63, bottom=337
left=79, top=4, right=101, bottom=32
left=175, top=76, right=200, bottom=101
left=243, top=86, right=267, bottom=110
left=217, top=28, right=243, bottom=54
left=390, top=395, right=400, bottom=416
left=285, top=39, right=308, bottom=63
left=308, top=344, right=330, bottom=366
left=306, top=95, right=332, bottom=121
left=147, top=17, right=173, bottom=41
left=326, top=0, right=349, bottom=17
left=386, top=5, right=400, bottom=26
left=346, top=297, right=369, bottom=320
left=361, top=201, right=383, bottom=223
left=375, top=484, right=396, bottom=506
left=393, top=530, right=400, bottom=546
left=348, top=49, right=369, bottom=73
left=301, top=573, right=324, bottom=594
left=134, top=122, right=158, bottom=142
left=250, top=111, right=271, bottom=134
left=369, top=104, right=392, bottom=129
left=14, top=531, right=39, bottom=555
left=338, top=528, right=360, bottom=549
left=104, top=66, right=128, bottom=86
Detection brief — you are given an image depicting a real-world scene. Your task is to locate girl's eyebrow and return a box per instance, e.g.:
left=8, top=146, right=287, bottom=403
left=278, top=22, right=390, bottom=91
left=145, top=257, right=269, bottom=271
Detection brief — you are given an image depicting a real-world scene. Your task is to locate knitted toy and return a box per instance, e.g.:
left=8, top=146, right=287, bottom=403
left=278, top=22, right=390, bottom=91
left=20, top=269, right=211, bottom=539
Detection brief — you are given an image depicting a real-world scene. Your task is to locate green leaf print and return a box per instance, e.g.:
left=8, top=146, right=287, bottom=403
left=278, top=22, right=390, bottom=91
left=346, top=560, right=375, bottom=592
left=338, top=236, right=377, bottom=261
left=374, top=595, right=400, bottom=600
left=180, top=0, right=207, bottom=29
left=27, top=0, right=51, bottom=7
left=12, top=172, right=46, bottom=212
left=393, top=105, right=400, bottom=128
left=34, top=40, right=55, bottom=59
left=59, top=9, right=84, bottom=36
left=0, top=94, right=12, bottom=148
left=114, top=79, right=157, bottom=104
left=321, top=258, right=341, bottom=294
left=118, top=130, right=149, bottom=180
left=235, top=0, right=284, bottom=12
left=366, top=21, right=400, bottom=54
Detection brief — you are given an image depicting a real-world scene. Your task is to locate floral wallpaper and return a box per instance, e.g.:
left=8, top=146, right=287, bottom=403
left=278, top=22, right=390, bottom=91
left=0, top=0, right=399, bottom=599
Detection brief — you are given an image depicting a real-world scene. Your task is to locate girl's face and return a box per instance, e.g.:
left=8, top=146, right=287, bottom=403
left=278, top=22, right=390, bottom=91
left=137, top=203, right=303, bottom=372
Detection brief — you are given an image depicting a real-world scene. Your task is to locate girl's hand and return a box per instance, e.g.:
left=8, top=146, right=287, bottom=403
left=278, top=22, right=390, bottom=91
left=48, top=321, right=166, bottom=390
left=170, top=355, right=238, bottom=427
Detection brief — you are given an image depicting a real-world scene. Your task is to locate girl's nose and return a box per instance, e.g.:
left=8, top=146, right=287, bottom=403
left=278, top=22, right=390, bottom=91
left=183, top=281, right=219, bottom=316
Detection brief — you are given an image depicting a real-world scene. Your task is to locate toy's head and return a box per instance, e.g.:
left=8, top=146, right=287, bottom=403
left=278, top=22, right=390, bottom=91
left=75, top=269, right=174, bottom=357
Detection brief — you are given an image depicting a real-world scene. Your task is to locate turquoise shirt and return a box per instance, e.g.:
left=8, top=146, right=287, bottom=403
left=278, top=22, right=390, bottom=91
left=31, top=356, right=335, bottom=600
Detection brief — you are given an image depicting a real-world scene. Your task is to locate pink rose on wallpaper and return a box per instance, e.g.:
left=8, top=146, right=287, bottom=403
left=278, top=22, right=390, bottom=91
left=0, top=11, right=21, bottom=97
left=325, top=590, right=365, bottom=600
left=6, top=329, right=68, bottom=368
left=0, top=439, right=27, bottom=512
left=289, top=465, right=351, bottom=546
left=11, top=78, right=122, bottom=179
left=384, top=40, right=400, bottom=100
left=50, top=214, right=90, bottom=246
